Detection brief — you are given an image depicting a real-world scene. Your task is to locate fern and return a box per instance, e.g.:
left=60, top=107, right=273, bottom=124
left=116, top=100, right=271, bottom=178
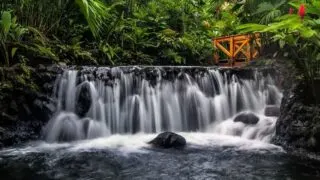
left=260, top=10, right=282, bottom=24
left=253, top=0, right=286, bottom=24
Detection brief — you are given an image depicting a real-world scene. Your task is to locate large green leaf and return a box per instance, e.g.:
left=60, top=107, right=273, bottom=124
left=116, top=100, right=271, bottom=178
left=237, top=23, right=267, bottom=33
left=299, top=27, right=317, bottom=38
left=262, top=15, right=301, bottom=32
left=1, top=11, right=12, bottom=38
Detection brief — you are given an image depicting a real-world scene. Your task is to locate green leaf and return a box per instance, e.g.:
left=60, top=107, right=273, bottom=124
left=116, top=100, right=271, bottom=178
left=11, top=47, right=18, bottom=58
left=1, top=11, right=12, bottom=38
left=299, top=28, right=316, bottom=38
left=237, top=24, right=267, bottom=33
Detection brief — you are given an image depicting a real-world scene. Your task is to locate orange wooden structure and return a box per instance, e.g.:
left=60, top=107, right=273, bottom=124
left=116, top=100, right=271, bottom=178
left=212, top=33, right=261, bottom=67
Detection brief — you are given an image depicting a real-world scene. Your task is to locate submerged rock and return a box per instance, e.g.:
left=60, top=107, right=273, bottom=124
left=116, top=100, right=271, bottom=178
left=75, top=83, right=92, bottom=117
left=264, top=106, right=280, bottom=117
left=148, top=132, right=186, bottom=149
left=234, top=113, right=259, bottom=125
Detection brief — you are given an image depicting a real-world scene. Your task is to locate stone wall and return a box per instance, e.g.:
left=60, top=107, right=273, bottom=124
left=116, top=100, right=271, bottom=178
left=0, top=65, right=62, bottom=148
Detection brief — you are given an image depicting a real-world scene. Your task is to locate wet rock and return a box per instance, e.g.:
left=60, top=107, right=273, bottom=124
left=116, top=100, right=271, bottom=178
left=312, top=125, right=320, bottom=151
left=9, top=101, right=18, bottom=114
left=264, top=106, right=280, bottom=117
left=0, top=65, right=60, bottom=147
left=148, top=132, right=186, bottom=149
left=313, top=125, right=320, bottom=140
left=38, top=64, right=46, bottom=71
left=76, top=83, right=92, bottom=117
left=234, top=113, right=259, bottom=125
left=273, top=82, right=320, bottom=152
left=0, top=113, right=16, bottom=126
left=31, top=98, right=56, bottom=121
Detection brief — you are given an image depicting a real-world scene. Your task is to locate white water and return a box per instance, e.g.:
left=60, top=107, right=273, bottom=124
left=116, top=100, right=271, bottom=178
left=44, top=67, right=282, bottom=144
left=0, top=133, right=284, bottom=156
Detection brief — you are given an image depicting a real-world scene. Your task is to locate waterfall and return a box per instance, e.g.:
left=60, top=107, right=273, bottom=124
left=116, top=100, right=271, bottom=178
left=44, top=67, right=282, bottom=143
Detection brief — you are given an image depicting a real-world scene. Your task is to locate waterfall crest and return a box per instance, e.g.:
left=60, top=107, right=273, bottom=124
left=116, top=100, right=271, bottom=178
left=44, top=67, right=282, bottom=143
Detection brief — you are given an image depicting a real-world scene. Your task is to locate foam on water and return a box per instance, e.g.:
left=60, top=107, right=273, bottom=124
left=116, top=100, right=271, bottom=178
left=0, top=133, right=284, bottom=157
left=211, top=113, right=278, bottom=142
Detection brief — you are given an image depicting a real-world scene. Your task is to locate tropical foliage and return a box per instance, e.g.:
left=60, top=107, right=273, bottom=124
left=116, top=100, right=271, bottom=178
left=0, top=0, right=250, bottom=66
left=0, top=0, right=320, bottom=71
left=238, top=0, right=320, bottom=102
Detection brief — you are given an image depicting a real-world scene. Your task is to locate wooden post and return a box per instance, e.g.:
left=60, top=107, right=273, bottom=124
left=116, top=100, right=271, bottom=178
left=230, top=36, right=234, bottom=66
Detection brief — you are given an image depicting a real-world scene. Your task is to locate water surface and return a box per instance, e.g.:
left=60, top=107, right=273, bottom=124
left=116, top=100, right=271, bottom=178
left=1, top=133, right=320, bottom=180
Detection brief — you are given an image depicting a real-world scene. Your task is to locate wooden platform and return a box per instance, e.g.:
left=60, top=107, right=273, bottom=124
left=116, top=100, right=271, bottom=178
left=212, top=33, right=261, bottom=67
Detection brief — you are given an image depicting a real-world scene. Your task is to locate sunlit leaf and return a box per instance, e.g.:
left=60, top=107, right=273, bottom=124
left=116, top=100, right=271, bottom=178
left=237, top=24, right=267, bottom=33
left=1, top=11, right=12, bottom=38
left=11, top=47, right=18, bottom=58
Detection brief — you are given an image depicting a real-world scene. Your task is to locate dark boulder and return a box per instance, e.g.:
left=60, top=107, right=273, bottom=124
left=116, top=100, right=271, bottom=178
left=75, top=83, right=92, bottom=117
left=31, top=98, right=56, bottom=121
left=234, top=112, right=259, bottom=125
left=264, top=106, right=280, bottom=117
left=148, top=132, right=186, bottom=149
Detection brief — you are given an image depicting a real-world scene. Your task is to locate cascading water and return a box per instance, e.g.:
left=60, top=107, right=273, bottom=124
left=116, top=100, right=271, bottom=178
left=4, top=67, right=320, bottom=180
left=44, top=67, right=282, bottom=143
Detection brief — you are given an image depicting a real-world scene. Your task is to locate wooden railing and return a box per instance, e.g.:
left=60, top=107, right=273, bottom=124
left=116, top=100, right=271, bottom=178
left=212, top=33, right=261, bottom=67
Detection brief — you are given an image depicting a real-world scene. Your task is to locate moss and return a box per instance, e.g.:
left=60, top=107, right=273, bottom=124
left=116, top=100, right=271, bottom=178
left=0, top=62, right=40, bottom=95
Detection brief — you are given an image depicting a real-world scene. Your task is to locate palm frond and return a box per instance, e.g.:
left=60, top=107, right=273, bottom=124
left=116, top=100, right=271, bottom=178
left=75, top=0, right=109, bottom=37
left=260, top=10, right=281, bottom=24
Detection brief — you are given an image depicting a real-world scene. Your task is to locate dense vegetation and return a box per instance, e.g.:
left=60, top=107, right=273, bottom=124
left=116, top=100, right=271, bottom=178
left=237, top=0, right=320, bottom=102
left=0, top=0, right=319, bottom=75
left=0, top=0, right=272, bottom=66
left=0, top=0, right=223, bottom=66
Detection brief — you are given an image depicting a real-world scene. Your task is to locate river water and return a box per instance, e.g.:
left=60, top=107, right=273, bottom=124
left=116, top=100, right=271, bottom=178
left=0, top=67, right=319, bottom=179
left=1, top=134, right=320, bottom=179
